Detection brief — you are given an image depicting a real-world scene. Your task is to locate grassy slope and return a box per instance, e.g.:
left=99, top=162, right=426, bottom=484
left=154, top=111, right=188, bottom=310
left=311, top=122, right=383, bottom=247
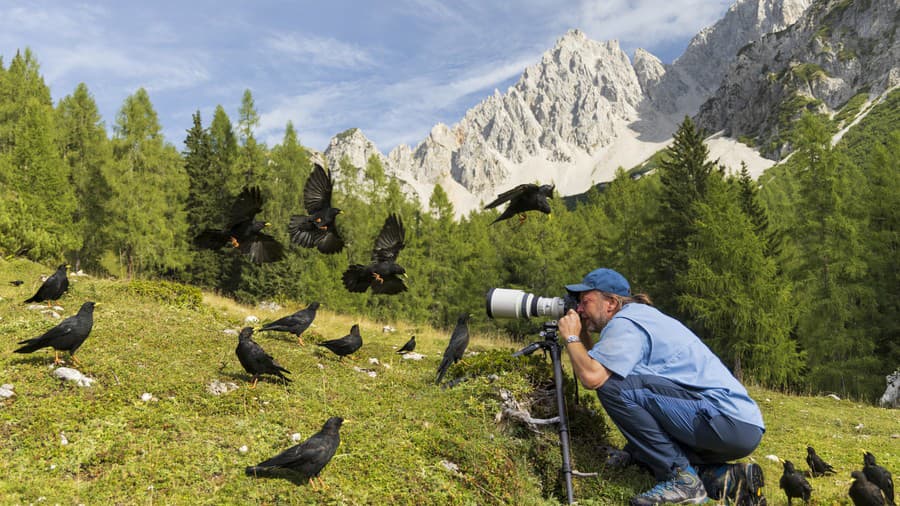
left=0, top=258, right=896, bottom=505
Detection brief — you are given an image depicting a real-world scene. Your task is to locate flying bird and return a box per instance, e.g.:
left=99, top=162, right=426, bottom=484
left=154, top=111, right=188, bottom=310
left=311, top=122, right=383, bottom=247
left=863, top=451, right=894, bottom=506
left=235, top=327, right=291, bottom=388
left=259, top=302, right=320, bottom=346
left=317, top=324, right=363, bottom=360
left=24, top=264, right=69, bottom=304
left=194, top=186, right=285, bottom=264
left=246, top=416, right=344, bottom=491
left=342, top=213, right=407, bottom=294
left=435, top=313, right=470, bottom=385
left=288, top=164, right=344, bottom=254
left=484, top=183, right=554, bottom=225
left=807, top=446, right=837, bottom=477
left=396, top=335, right=416, bottom=354
left=780, top=460, right=813, bottom=505
left=14, top=301, right=96, bottom=365
left=9, top=280, right=24, bottom=287
left=851, top=470, right=887, bottom=506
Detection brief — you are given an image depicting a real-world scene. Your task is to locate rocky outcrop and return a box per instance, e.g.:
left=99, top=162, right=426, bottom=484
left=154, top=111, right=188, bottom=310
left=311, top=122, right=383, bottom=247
left=695, top=0, right=899, bottom=158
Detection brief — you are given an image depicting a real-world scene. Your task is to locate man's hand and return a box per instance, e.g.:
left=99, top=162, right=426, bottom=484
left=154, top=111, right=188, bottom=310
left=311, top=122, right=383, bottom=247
left=558, top=309, right=582, bottom=340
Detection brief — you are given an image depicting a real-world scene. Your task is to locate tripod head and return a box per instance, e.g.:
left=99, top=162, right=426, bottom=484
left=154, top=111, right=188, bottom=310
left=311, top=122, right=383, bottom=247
left=512, top=320, right=560, bottom=357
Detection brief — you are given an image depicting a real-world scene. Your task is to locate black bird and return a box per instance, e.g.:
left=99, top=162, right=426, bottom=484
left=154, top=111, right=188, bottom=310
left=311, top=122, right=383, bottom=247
left=194, top=186, right=285, bottom=264
left=288, top=164, right=344, bottom=254
left=864, top=451, right=894, bottom=505
left=851, top=470, right=887, bottom=506
left=396, top=335, right=416, bottom=354
left=484, top=183, right=554, bottom=225
left=235, top=327, right=291, bottom=388
left=807, top=445, right=837, bottom=477
left=342, top=213, right=407, bottom=294
left=10, top=280, right=24, bottom=286
left=436, top=313, right=470, bottom=385
left=259, top=302, right=320, bottom=346
left=780, top=460, right=813, bottom=505
left=246, top=416, right=344, bottom=491
left=14, top=301, right=96, bottom=365
left=24, top=264, right=69, bottom=304
left=317, top=324, right=362, bottom=360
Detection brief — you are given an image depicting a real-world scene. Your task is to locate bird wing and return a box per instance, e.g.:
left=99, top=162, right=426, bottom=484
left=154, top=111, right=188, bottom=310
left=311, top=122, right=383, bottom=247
left=316, top=227, right=345, bottom=254
left=229, top=186, right=264, bottom=226
left=371, top=214, right=405, bottom=263
left=484, top=184, right=537, bottom=209
left=303, top=164, right=333, bottom=213
left=19, top=319, right=75, bottom=348
left=239, top=233, right=285, bottom=264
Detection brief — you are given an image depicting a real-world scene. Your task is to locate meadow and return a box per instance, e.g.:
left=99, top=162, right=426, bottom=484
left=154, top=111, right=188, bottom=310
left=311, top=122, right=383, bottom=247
left=0, top=258, right=896, bottom=505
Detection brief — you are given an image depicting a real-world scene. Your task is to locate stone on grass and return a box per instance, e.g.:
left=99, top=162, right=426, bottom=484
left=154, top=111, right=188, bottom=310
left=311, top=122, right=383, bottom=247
left=244, top=315, right=259, bottom=324
left=207, top=379, right=239, bottom=396
left=52, top=367, right=94, bottom=387
left=879, top=369, right=899, bottom=408
left=401, top=352, right=425, bottom=361
left=0, top=384, right=14, bottom=399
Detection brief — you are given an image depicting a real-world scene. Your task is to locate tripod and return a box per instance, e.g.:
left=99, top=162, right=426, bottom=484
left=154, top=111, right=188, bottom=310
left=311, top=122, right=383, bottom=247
left=513, top=320, right=575, bottom=504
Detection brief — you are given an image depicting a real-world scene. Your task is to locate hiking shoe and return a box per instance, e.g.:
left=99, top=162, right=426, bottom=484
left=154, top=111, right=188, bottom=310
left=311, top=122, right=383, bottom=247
left=699, top=463, right=767, bottom=505
left=631, top=466, right=709, bottom=505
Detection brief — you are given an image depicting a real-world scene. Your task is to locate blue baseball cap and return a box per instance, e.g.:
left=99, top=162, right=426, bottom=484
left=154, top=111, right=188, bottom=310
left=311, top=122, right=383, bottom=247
left=565, top=268, right=631, bottom=297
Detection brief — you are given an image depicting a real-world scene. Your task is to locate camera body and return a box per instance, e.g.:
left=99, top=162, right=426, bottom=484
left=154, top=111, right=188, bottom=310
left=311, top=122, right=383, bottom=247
left=485, top=288, right=578, bottom=319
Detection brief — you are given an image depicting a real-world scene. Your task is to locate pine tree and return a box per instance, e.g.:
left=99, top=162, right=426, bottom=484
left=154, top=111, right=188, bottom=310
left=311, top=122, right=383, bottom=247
left=103, top=88, right=189, bottom=277
left=236, top=89, right=266, bottom=183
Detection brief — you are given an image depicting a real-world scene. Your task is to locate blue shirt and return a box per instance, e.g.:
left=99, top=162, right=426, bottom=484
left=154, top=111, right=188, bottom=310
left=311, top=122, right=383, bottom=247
left=588, top=303, right=765, bottom=430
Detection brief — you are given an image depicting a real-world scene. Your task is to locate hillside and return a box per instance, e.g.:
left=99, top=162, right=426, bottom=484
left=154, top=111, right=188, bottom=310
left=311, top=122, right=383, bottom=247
left=0, top=259, right=897, bottom=505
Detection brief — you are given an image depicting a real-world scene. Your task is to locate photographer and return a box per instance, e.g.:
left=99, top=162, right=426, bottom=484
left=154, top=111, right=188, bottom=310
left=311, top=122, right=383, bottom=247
left=558, top=268, right=766, bottom=506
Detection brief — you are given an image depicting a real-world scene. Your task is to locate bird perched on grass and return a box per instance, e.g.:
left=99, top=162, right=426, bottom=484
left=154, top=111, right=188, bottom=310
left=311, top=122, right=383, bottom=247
left=851, top=470, right=887, bottom=506
left=259, top=302, right=320, bottom=346
left=24, top=264, right=69, bottom=304
left=14, top=301, right=96, bottom=366
left=436, top=313, right=470, bottom=385
left=317, top=324, right=362, bottom=360
left=246, top=416, right=344, bottom=491
left=289, top=164, right=344, bottom=254
left=807, top=445, right=837, bottom=477
left=780, top=459, right=813, bottom=505
left=235, top=327, right=291, bottom=388
left=863, top=451, right=894, bottom=505
left=194, top=186, right=285, bottom=264
left=9, top=280, right=24, bottom=287
left=484, top=183, right=554, bottom=225
left=342, top=213, right=407, bottom=294
left=396, top=335, right=416, bottom=354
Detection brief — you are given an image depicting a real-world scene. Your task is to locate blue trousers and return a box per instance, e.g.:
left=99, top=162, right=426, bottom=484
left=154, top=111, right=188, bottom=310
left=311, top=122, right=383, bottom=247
left=596, top=374, right=763, bottom=480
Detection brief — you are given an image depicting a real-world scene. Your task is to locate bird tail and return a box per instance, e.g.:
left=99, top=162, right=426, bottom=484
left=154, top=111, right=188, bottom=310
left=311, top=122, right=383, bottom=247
left=276, top=367, right=292, bottom=381
left=342, top=265, right=371, bottom=292
left=23, top=295, right=38, bottom=303
left=14, top=338, right=43, bottom=354
left=436, top=359, right=449, bottom=384
left=194, top=230, right=229, bottom=249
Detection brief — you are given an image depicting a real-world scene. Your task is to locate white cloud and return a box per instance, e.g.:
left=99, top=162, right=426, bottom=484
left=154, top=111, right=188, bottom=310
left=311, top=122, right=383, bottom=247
left=263, top=32, right=376, bottom=68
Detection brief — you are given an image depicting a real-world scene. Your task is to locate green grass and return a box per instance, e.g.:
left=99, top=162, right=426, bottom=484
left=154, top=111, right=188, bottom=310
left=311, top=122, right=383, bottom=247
left=1, top=258, right=896, bottom=504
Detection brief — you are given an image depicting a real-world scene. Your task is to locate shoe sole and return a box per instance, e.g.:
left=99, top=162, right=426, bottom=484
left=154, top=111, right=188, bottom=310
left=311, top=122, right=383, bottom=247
left=730, top=463, right=766, bottom=506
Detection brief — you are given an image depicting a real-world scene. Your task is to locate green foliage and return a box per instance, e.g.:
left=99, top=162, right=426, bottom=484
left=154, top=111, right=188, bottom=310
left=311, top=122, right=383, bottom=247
left=833, top=92, right=868, bottom=125
left=122, top=279, right=203, bottom=309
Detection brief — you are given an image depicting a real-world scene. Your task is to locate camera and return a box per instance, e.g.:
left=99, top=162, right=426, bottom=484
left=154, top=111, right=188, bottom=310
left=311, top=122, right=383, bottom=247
left=485, top=288, right=578, bottom=319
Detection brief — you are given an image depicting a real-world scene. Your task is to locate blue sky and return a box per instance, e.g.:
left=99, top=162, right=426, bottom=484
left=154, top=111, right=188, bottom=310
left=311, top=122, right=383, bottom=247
left=1, top=1, right=732, bottom=153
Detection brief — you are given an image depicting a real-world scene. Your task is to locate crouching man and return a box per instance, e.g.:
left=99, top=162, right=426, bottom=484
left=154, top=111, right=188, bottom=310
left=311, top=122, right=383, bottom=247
left=559, top=268, right=766, bottom=505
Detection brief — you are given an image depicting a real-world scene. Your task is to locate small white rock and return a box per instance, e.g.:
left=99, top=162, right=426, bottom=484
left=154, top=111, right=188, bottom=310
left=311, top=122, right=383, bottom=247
left=317, top=363, right=325, bottom=369
left=238, top=445, right=248, bottom=453
left=382, top=325, right=396, bottom=333
left=141, top=393, right=153, bottom=402
left=401, top=352, right=425, bottom=361
left=826, top=393, right=841, bottom=401
left=440, top=460, right=459, bottom=473
left=52, top=305, right=64, bottom=312
left=0, top=384, right=14, bottom=399
left=368, top=357, right=380, bottom=365
left=765, top=454, right=780, bottom=463
left=244, top=315, right=259, bottom=324
left=291, top=433, right=302, bottom=442
left=49, top=464, right=56, bottom=470
left=854, top=423, right=864, bottom=430
left=60, top=433, right=68, bottom=445
left=52, top=367, right=94, bottom=387
left=222, top=329, right=239, bottom=336
left=206, top=380, right=238, bottom=396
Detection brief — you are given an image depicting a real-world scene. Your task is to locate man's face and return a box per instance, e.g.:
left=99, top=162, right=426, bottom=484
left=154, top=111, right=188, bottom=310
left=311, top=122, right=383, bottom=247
left=577, top=290, right=614, bottom=332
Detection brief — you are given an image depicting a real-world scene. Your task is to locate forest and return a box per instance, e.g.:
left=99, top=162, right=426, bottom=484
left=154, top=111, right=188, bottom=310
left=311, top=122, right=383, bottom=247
left=0, top=48, right=897, bottom=402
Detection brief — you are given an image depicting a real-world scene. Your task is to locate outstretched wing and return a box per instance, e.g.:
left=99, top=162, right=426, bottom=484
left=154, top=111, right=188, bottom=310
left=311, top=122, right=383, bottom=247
left=229, top=186, right=264, bottom=226
left=303, top=164, right=334, bottom=213
left=484, top=183, right=537, bottom=209
left=371, top=214, right=405, bottom=263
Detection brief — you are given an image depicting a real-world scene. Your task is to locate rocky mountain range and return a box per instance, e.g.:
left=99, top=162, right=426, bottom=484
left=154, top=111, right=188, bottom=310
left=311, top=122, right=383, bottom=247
left=320, top=0, right=896, bottom=215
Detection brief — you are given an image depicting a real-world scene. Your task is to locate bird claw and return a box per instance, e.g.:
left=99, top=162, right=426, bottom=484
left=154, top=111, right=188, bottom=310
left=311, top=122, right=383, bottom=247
left=229, top=237, right=240, bottom=248
left=372, top=273, right=384, bottom=284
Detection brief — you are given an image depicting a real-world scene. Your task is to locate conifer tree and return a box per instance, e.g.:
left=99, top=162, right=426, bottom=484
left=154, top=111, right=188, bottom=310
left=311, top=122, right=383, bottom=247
left=788, top=112, right=874, bottom=397
left=56, top=83, right=112, bottom=269
left=236, top=89, right=266, bottom=183
left=103, top=88, right=189, bottom=277
left=653, top=116, right=717, bottom=316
